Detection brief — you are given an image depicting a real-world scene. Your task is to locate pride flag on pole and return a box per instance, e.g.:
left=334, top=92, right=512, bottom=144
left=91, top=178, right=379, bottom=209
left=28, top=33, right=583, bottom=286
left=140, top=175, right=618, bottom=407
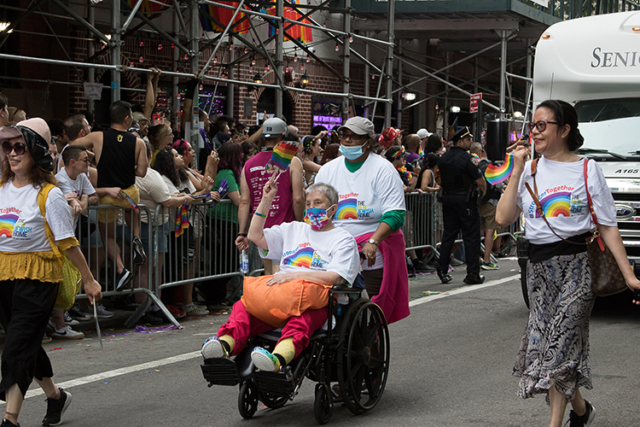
left=266, top=141, right=299, bottom=173
left=447, top=117, right=459, bottom=141
left=485, top=154, right=514, bottom=185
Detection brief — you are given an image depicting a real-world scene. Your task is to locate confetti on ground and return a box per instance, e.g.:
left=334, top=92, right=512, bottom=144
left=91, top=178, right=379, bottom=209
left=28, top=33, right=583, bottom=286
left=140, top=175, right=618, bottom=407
left=51, top=347, right=62, bottom=351
left=104, top=382, right=109, bottom=385
left=422, top=291, right=442, bottom=296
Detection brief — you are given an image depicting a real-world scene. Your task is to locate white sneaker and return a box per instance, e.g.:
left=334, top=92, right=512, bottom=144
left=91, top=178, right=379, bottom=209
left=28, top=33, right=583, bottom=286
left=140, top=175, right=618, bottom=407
left=201, top=336, right=228, bottom=359
left=184, top=304, right=209, bottom=316
left=51, top=325, right=85, bottom=340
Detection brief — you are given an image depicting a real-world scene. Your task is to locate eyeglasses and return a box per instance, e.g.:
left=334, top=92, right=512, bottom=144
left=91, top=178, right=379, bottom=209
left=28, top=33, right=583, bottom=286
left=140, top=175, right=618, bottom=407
left=1, top=141, right=26, bottom=155
left=528, top=120, right=559, bottom=132
left=340, top=133, right=367, bottom=141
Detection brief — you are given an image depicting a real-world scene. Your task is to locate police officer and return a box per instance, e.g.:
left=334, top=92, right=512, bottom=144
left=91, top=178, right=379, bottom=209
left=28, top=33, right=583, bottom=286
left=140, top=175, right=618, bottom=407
left=436, top=127, right=487, bottom=284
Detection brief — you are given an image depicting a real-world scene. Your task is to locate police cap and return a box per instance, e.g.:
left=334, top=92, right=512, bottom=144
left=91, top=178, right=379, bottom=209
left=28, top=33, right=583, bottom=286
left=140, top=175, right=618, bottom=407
left=451, top=126, right=472, bottom=143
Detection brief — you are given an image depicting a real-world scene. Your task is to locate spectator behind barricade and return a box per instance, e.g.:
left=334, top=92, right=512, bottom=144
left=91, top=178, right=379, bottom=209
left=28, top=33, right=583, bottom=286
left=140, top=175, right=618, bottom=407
left=301, top=134, right=324, bottom=185
left=134, top=142, right=197, bottom=323
left=0, top=118, right=102, bottom=427
left=472, top=142, right=503, bottom=271
left=7, top=106, right=26, bottom=125
left=153, top=147, right=216, bottom=318
left=235, top=118, right=305, bottom=275
left=404, top=134, right=422, bottom=164
left=416, top=128, right=432, bottom=151
left=241, top=140, right=257, bottom=162
left=172, top=138, right=219, bottom=192
left=235, top=121, right=247, bottom=138
left=50, top=145, right=99, bottom=340
left=315, top=116, right=410, bottom=324
left=311, top=125, right=329, bottom=148
left=204, top=142, right=245, bottom=305
left=418, top=153, right=441, bottom=193
left=132, top=112, right=149, bottom=139
left=61, top=114, right=93, bottom=174
left=211, top=120, right=231, bottom=150
left=47, top=139, right=59, bottom=174
left=47, top=118, right=68, bottom=160
left=74, top=100, right=148, bottom=291
left=319, top=143, right=341, bottom=165
left=426, top=133, right=445, bottom=155
left=148, top=124, right=174, bottom=166
left=384, top=146, right=433, bottom=276
left=201, top=181, right=360, bottom=374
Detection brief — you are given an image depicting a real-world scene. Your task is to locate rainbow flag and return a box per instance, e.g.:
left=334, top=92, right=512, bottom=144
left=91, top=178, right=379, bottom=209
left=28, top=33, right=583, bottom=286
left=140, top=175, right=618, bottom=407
left=417, top=146, right=425, bottom=158
left=397, top=166, right=412, bottom=181
left=265, top=0, right=313, bottom=42
left=199, top=2, right=250, bottom=34
left=485, top=154, right=513, bottom=185
left=175, top=205, right=190, bottom=237
left=266, top=142, right=298, bottom=173
left=447, top=117, right=459, bottom=141
left=121, top=191, right=139, bottom=211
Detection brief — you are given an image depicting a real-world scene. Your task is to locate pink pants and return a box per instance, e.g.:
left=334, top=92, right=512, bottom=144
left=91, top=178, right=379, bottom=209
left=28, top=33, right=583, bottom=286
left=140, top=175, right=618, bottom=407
left=217, top=301, right=328, bottom=359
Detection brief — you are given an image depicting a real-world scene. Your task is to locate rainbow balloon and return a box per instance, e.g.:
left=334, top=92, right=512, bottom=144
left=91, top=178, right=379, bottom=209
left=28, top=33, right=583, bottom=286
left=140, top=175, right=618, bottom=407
left=266, top=142, right=299, bottom=173
left=485, top=154, right=513, bottom=185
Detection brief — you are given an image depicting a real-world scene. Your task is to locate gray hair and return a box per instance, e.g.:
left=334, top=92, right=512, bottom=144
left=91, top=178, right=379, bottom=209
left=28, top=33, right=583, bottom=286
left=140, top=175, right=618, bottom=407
left=305, top=182, right=339, bottom=206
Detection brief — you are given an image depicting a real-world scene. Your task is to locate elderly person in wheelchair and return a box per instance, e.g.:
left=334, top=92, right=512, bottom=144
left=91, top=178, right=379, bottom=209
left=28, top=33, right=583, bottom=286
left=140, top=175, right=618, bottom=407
left=201, top=179, right=360, bottom=373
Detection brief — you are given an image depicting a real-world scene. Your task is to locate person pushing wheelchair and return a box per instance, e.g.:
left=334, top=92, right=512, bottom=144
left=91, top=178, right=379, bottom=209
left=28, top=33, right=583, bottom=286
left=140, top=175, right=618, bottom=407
left=201, top=179, right=360, bottom=373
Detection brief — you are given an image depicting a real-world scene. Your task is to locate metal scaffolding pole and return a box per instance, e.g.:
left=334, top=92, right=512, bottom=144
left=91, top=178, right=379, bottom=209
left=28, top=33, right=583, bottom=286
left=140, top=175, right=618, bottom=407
left=275, top=0, right=284, bottom=117
left=384, top=0, right=395, bottom=128
left=189, top=0, right=200, bottom=145
left=111, top=0, right=121, bottom=103
left=499, top=30, right=508, bottom=119
left=228, top=35, right=235, bottom=118
left=87, top=3, right=95, bottom=114
left=342, top=0, right=351, bottom=122
left=172, top=5, right=181, bottom=127
left=443, top=52, right=450, bottom=138
left=364, top=33, right=370, bottom=119
left=198, top=0, right=245, bottom=79
left=396, top=42, right=402, bottom=128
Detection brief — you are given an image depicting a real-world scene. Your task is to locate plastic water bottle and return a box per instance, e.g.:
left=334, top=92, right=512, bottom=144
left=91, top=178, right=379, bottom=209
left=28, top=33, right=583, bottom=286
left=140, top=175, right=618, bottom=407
left=240, top=250, right=249, bottom=274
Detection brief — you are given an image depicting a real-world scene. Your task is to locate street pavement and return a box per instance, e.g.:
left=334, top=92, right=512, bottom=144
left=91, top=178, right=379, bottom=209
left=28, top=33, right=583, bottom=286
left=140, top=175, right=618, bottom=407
left=4, top=258, right=640, bottom=426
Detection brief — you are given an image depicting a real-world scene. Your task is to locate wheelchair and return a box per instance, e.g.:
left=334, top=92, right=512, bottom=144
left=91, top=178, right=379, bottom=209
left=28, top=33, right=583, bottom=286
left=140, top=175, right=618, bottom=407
left=200, top=283, right=390, bottom=424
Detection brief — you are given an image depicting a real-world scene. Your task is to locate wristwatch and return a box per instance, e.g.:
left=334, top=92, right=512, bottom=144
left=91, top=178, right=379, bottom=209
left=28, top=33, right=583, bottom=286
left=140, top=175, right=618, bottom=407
left=367, top=239, right=378, bottom=246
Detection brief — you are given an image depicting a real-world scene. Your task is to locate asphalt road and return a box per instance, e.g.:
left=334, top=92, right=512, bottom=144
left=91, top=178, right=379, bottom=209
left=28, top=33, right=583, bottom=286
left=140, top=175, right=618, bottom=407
left=5, top=258, right=640, bottom=427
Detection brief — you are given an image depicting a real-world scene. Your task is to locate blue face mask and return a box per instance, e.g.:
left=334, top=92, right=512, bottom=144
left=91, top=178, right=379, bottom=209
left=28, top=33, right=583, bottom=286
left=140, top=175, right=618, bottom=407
left=339, top=143, right=367, bottom=160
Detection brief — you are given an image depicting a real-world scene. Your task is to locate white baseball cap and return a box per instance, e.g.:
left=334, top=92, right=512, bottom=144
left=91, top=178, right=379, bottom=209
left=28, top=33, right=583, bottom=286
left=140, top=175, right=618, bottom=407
left=416, top=128, right=431, bottom=139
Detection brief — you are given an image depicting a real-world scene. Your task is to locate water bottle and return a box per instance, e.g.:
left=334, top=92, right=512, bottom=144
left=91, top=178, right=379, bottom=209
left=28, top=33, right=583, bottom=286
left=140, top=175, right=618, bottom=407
left=240, top=250, right=249, bottom=274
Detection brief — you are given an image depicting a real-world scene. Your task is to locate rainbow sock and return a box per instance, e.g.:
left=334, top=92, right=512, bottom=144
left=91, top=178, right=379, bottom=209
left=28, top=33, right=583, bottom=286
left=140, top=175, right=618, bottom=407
left=273, top=338, right=295, bottom=365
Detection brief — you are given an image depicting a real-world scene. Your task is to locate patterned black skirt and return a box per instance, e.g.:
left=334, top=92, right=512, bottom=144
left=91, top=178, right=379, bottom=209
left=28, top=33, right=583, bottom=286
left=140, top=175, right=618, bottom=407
left=513, top=252, right=595, bottom=403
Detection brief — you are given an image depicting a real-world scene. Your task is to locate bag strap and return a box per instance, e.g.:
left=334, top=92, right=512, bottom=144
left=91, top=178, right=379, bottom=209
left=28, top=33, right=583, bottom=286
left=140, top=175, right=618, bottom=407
left=523, top=158, right=587, bottom=246
left=38, top=184, right=64, bottom=264
left=582, top=159, right=606, bottom=251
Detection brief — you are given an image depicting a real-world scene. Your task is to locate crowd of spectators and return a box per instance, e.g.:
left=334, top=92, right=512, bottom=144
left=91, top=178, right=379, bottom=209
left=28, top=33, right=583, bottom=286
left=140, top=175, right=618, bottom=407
left=0, top=71, right=514, bottom=339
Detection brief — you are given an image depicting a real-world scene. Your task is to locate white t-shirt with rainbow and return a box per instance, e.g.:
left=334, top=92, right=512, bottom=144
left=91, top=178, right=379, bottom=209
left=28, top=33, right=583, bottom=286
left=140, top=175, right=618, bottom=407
left=516, top=156, right=617, bottom=245
left=261, top=221, right=360, bottom=285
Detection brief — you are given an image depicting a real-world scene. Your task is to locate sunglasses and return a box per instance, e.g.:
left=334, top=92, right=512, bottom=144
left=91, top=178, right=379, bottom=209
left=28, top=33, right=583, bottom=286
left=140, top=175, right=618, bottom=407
left=528, top=120, right=559, bottom=133
left=1, top=141, right=26, bottom=155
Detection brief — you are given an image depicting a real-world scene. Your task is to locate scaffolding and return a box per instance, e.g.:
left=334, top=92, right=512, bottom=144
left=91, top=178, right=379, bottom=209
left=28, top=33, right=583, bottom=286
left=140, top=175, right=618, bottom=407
left=0, top=0, right=626, bottom=132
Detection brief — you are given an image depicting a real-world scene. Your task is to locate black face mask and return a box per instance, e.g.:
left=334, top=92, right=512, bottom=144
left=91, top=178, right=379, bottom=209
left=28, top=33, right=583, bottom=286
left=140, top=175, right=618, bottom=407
left=15, top=125, right=53, bottom=173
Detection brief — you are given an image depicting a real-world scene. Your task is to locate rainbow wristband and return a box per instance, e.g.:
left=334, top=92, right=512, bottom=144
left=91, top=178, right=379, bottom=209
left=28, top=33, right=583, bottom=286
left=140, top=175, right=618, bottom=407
left=254, top=211, right=267, bottom=218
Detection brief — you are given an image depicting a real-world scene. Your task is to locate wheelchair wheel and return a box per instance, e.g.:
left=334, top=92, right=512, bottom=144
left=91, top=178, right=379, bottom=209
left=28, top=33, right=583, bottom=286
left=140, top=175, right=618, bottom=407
left=314, top=384, right=332, bottom=425
left=337, top=299, right=390, bottom=415
left=258, top=390, right=289, bottom=409
left=238, top=381, right=259, bottom=419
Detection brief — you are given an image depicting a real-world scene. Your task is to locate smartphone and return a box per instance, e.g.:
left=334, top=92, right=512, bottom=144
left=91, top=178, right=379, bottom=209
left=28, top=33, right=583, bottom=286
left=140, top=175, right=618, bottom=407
left=633, top=288, right=640, bottom=301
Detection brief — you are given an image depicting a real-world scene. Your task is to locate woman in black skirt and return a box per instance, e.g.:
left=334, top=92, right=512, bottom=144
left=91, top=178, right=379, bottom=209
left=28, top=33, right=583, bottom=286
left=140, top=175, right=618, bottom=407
left=0, top=118, right=102, bottom=427
left=497, top=100, right=640, bottom=427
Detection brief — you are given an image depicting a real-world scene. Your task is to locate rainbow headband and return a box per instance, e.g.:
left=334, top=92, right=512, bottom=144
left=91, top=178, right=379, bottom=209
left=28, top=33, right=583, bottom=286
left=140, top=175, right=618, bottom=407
left=484, top=154, right=514, bottom=185
left=391, top=147, right=406, bottom=160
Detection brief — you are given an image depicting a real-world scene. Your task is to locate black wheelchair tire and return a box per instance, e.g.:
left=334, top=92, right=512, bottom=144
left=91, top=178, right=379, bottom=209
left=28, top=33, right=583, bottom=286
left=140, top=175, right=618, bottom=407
left=238, top=381, right=259, bottom=419
left=518, top=258, right=530, bottom=309
left=337, top=299, right=390, bottom=415
left=258, top=390, right=289, bottom=410
left=314, top=383, right=332, bottom=425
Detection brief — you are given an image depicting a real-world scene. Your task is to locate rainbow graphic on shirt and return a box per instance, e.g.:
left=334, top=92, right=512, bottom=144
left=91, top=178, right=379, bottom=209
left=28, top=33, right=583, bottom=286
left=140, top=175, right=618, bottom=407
left=536, top=191, right=571, bottom=218
left=282, top=246, right=315, bottom=268
left=0, top=214, right=19, bottom=238
left=485, top=154, right=514, bottom=185
left=336, top=198, right=358, bottom=220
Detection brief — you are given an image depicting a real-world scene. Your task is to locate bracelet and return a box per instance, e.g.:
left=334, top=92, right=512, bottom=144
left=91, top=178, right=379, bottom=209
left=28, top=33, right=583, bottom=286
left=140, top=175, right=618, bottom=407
left=238, top=233, right=247, bottom=237
left=254, top=211, right=267, bottom=218
left=184, top=197, right=187, bottom=204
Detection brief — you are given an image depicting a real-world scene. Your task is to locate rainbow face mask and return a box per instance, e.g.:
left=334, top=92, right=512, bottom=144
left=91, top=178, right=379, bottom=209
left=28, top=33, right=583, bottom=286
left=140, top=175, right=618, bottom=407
left=303, top=206, right=335, bottom=231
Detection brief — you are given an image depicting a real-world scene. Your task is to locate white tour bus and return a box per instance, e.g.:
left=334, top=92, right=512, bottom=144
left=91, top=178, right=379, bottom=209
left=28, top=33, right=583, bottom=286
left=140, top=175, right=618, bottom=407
left=520, top=11, right=640, bottom=303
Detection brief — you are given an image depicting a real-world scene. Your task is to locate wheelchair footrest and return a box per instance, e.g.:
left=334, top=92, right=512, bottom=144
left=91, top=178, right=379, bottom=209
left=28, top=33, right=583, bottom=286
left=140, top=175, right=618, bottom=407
left=201, top=358, right=241, bottom=386
left=254, top=371, right=295, bottom=395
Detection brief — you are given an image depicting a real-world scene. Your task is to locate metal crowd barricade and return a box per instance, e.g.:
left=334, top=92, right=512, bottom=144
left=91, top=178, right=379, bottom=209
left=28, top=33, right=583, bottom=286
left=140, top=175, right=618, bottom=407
left=402, top=192, right=523, bottom=263
left=151, top=199, right=244, bottom=324
left=73, top=204, right=171, bottom=326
